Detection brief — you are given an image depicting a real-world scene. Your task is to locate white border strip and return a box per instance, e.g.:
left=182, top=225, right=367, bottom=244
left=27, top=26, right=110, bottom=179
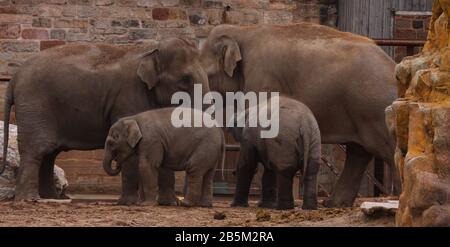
left=395, top=11, right=432, bottom=16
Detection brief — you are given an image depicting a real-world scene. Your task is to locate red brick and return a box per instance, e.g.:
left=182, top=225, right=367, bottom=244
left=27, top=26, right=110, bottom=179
left=93, top=150, right=105, bottom=160
left=116, top=0, right=137, bottom=6
left=152, top=8, right=170, bottom=20
left=395, top=18, right=411, bottom=30
left=96, top=0, right=115, bottom=6
left=58, top=150, right=96, bottom=160
left=412, top=20, right=424, bottom=29
left=0, top=7, right=18, bottom=14
left=416, top=30, right=428, bottom=40
left=40, top=40, right=66, bottom=51
left=48, top=0, right=68, bottom=4
left=32, top=17, right=52, bottom=28
left=0, top=23, right=20, bottom=39
left=21, top=29, right=49, bottom=40
left=394, top=29, right=416, bottom=40
left=54, top=18, right=88, bottom=28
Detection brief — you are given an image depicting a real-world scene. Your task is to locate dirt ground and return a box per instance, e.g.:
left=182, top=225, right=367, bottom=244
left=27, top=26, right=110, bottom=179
left=0, top=196, right=395, bottom=227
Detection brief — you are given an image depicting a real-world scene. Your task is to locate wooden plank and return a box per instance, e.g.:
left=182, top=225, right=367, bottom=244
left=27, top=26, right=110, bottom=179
left=361, top=0, right=371, bottom=36
left=387, top=0, right=395, bottom=56
left=394, top=0, right=434, bottom=11
left=369, top=0, right=383, bottom=38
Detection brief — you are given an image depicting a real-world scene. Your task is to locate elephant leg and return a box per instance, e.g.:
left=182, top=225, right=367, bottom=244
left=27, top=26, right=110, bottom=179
left=157, top=168, right=178, bottom=206
left=276, top=172, right=295, bottom=210
left=258, top=167, right=277, bottom=209
left=39, top=151, right=59, bottom=199
left=302, top=159, right=320, bottom=210
left=231, top=146, right=258, bottom=207
left=180, top=170, right=203, bottom=207
left=324, top=143, right=373, bottom=208
left=15, top=153, right=43, bottom=201
left=199, top=168, right=215, bottom=207
left=139, top=155, right=161, bottom=206
left=117, top=155, right=140, bottom=205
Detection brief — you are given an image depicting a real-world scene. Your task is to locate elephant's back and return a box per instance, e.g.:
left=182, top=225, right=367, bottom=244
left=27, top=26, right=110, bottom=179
left=250, top=23, right=374, bottom=44
left=9, top=42, right=152, bottom=96
left=25, top=42, right=155, bottom=70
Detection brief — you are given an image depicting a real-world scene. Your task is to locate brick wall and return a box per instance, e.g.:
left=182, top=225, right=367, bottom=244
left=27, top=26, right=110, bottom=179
left=0, top=0, right=337, bottom=80
left=394, top=11, right=431, bottom=63
left=0, top=0, right=337, bottom=194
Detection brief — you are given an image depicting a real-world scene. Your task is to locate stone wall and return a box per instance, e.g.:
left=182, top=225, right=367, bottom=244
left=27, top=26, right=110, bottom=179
left=0, top=0, right=337, bottom=80
left=386, top=0, right=450, bottom=226
left=0, top=0, right=337, bottom=194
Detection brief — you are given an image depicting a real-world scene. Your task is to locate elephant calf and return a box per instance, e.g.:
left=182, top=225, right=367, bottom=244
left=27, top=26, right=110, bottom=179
left=102, top=107, right=225, bottom=207
left=230, top=96, right=321, bottom=210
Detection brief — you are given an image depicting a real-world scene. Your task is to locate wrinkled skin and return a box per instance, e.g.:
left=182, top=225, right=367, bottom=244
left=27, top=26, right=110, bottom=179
left=229, top=96, right=321, bottom=210
left=2, top=38, right=209, bottom=204
left=200, top=24, right=397, bottom=208
left=102, top=108, right=225, bottom=207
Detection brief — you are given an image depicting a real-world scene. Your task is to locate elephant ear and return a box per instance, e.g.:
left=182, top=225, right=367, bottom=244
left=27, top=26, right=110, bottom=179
left=218, top=36, right=242, bottom=77
left=124, top=120, right=142, bottom=148
left=137, top=48, right=160, bottom=90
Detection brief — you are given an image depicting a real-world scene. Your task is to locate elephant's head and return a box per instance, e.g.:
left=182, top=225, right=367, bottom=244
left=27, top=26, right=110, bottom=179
left=137, top=38, right=210, bottom=107
left=103, top=119, right=142, bottom=176
left=199, top=25, right=243, bottom=96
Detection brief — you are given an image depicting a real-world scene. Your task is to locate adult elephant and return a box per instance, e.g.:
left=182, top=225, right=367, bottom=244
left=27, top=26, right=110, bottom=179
left=0, top=38, right=209, bottom=204
left=200, top=24, right=397, bottom=208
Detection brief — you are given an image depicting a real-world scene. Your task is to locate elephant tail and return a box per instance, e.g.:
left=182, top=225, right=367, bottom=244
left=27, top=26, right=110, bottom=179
left=1, top=78, right=14, bottom=174
left=301, top=137, right=310, bottom=184
left=218, top=130, right=226, bottom=181
left=296, top=129, right=311, bottom=187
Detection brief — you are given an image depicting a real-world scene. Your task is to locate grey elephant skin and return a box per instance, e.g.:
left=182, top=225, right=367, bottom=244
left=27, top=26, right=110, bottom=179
left=200, top=23, right=397, bottom=207
left=103, top=108, right=225, bottom=207
left=229, top=96, right=321, bottom=210
left=1, top=38, right=210, bottom=205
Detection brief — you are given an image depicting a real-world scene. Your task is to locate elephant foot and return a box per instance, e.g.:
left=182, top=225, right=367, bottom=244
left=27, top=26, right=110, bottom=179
left=199, top=201, right=213, bottom=208
left=117, top=195, right=139, bottom=205
left=230, top=200, right=249, bottom=208
left=323, top=196, right=354, bottom=208
left=58, top=194, right=71, bottom=200
left=15, top=190, right=40, bottom=202
left=158, top=198, right=179, bottom=206
left=179, top=199, right=194, bottom=207
left=276, top=201, right=295, bottom=210
left=257, top=200, right=277, bottom=209
left=139, top=200, right=157, bottom=206
left=302, top=200, right=318, bottom=210
left=39, top=189, right=58, bottom=199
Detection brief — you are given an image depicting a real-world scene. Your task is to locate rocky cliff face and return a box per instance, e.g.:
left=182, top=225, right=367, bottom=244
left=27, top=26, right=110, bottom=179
left=386, top=0, right=450, bottom=226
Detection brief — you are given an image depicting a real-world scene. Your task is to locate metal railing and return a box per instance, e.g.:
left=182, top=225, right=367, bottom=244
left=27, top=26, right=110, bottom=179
left=374, top=38, right=426, bottom=56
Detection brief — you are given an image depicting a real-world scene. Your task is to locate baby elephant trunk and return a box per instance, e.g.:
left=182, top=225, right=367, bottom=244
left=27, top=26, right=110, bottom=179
left=103, top=150, right=121, bottom=176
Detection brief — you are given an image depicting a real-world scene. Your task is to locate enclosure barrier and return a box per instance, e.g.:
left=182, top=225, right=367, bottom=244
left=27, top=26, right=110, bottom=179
left=373, top=39, right=427, bottom=56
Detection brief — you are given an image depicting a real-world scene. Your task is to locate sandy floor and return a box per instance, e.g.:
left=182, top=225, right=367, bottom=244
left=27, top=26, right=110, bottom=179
left=0, top=196, right=395, bottom=227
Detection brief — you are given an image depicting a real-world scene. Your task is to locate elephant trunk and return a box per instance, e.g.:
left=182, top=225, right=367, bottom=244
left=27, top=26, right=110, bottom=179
left=103, top=150, right=121, bottom=176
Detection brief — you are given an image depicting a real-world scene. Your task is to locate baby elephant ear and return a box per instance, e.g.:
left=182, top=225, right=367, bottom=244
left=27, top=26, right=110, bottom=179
left=124, top=120, right=142, bottom=148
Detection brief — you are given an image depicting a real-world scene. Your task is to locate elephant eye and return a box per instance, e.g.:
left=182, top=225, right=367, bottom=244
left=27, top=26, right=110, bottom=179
left=180, top=75, right=191, bottom=84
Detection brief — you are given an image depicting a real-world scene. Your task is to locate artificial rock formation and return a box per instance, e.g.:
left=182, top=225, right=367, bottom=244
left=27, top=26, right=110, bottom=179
left=386, top=0, right=450, bottom=226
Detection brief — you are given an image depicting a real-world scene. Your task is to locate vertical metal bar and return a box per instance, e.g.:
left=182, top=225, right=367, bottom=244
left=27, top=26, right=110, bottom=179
left=374, top=158, right=385, bottom=196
